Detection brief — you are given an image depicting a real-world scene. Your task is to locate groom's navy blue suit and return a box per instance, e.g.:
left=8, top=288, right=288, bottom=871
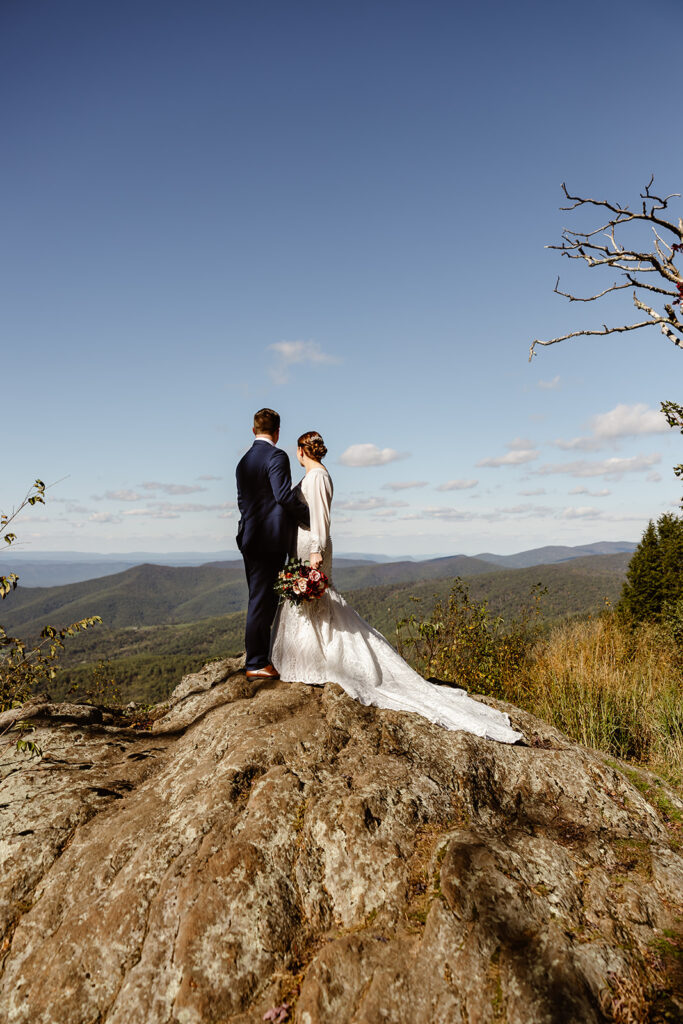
left=236, top=439, right=309, bottom=671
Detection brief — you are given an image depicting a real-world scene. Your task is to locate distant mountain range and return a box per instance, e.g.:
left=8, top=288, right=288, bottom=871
left=475, top=541, right=637, bottom=570
left=7, top=541, right=636, bottom=588
left=1, top=546, right=635, bottom=642
left=0, top=555, right=496, bottom=637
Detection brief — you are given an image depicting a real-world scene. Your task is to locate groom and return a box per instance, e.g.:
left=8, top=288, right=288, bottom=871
left=236, top=408, right=310, bottom=679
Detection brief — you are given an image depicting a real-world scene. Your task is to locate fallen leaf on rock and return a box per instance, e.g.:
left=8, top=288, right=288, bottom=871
left=263, top=1002, right=290, bottom=1022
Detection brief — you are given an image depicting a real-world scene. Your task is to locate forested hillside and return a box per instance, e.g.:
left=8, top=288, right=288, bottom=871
left=41, top=552, right=631, bottom=704
left=0, top=555, right=500, bottom=637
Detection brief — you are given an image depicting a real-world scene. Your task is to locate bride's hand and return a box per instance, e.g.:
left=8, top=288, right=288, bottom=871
left=310, top=552, right=323, bottom=570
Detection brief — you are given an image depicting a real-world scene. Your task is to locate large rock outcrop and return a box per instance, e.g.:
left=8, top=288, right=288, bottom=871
left=0, top=658, right=681, bottom=1023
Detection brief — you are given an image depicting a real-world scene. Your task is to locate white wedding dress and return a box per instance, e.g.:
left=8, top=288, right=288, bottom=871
left=271, top=467, right=523, bottom=743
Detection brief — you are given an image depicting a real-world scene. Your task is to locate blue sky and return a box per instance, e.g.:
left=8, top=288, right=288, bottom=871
left=3, top=0, right=682, bottom=557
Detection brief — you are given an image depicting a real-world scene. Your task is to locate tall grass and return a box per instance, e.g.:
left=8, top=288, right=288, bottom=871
left=515, top=616, right=683, bottom=784
left=398, top=583, right=683, bottom=787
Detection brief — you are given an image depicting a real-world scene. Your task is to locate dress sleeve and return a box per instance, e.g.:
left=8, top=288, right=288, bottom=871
left=308, top=473, right=332, bottom=556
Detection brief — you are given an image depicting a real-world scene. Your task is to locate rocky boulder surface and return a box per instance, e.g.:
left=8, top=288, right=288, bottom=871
left=1, top=657, right=681, bottom=1023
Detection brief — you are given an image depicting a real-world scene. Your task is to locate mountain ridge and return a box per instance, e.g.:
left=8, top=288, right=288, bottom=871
left=1, top=555, right=502, bottom=637
left=475, top=540, right=637, bottom=569
left=7, top=540, right=637, bottom=588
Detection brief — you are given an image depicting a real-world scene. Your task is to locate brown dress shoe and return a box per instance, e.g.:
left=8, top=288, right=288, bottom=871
left=245, top=664, right=280, bottom=680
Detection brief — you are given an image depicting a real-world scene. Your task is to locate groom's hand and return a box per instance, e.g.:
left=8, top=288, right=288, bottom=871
left=310, top=552, right=323, bottom=570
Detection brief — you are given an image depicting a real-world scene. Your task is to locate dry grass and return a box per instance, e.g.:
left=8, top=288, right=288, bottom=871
left=495, top=615, right=683, bottom=787
left=401, top=584, right=683, bottom=789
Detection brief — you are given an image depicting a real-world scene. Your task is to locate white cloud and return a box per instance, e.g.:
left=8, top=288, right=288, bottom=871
left=381, top=481, right=428, bottom=491
left=197, top=474, right=222, bottom=481
left=157, top=501, right=233, bottom=513
left=269, top=339, right=338, bottom=364
left=336, top=497, right=409, bottom=511
left=646, top=471, right=662, bottom=483
left=555, top=506, right=643, bottom=522
left=477, top=449, right=538, bottom=467
left=339, top=444, right=408, bottom=467
left=60, top=503, right=91, bottom=515
left=554, top=402, right=670, bottom=452
left=519, top=488, right=546, bottom=496
left=477, top=437, right=538, bottom=468
left=268, top=340, right=340, bottom=384
left=538, top=375, right=560, bottom=390
left=435, top=479, right=478, bottom=491
left=121, top=501, right=235, bottom=518
left=569, top=486, right=611, bottom=497
left=537, top=453, right=661, bottom=480
left=591, top=402, right=669, bottom=439
left=140, top=482, right=207, bottom=495
left=559, top=506, right=600, bottom=519
left=507, top=437, right=535, bottom=451
left=93, top=489, right=142, bottom=502
left=403, top=505, right=545, bottom=522
left=89, top=512, right=122, bottom=524
left=122, top=508, right=181, bottom=520
left=393, top=500, right=646, bottom=526
left=498, top=503, right=554, bottom=515
left=553, top=437, right=603, bottom=452
left=411, top=506, right=479, bottom=521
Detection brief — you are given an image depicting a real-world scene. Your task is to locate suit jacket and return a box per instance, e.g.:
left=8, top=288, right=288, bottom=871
left=235, top=440, right=310, bottom=557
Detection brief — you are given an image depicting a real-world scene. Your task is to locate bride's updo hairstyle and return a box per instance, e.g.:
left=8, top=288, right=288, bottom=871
left=298, top=431, right=328, bottom=461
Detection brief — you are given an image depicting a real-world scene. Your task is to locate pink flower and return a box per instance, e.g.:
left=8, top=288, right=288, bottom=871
left=309, top=569, right=321, bottom=582
left=293, top=577, right=308, bottom=594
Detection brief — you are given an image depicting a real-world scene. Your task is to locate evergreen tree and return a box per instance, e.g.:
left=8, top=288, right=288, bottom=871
left=658, top=513, right=683, bottom=609
left=619, top=514, right=683, bottom=622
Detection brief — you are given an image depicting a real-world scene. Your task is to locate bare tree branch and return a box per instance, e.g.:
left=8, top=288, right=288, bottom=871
left=529, top=319, right=659, bottom=360
left=530, top=179, right=683, bottom=360
left=559, top=181, right=682, bottom=239
left=624, top=274, right=678, bottom=298
left=553, top=276, right=631, bottom=302
left=633, top=295, right=683, bottom=350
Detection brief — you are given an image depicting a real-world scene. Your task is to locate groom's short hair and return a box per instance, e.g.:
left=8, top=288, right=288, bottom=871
left=254, top=408, right=280, bottom=435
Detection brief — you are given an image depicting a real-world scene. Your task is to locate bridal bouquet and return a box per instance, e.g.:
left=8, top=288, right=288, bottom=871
left=275, top=558, right=329, bottom=605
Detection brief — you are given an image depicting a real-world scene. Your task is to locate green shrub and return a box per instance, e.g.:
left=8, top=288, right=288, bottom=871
left=1, top=481, right=102, bottom=737
left=396, top=577, right=544, bottom=699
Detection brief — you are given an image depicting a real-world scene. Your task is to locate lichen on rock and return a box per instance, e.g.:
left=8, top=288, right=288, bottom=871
left=0, top=657, right=681, bottom=1022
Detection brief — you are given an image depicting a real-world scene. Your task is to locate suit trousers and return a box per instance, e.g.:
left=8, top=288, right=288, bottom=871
left=242, top=550, right=286, bottom=671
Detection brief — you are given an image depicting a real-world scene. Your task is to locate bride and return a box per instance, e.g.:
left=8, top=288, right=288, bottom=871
left=271, top=431, right=523, bottom=744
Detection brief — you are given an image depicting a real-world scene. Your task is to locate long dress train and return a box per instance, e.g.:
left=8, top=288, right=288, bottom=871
left=271, top=467, right=523, bottom=744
